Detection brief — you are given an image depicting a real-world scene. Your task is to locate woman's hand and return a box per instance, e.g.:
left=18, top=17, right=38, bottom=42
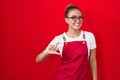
left=36, top=42, right=60, bottom=63
left=44, top=42, right=60, bottom=55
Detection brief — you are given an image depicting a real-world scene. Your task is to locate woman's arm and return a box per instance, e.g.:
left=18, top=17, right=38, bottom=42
left=35, top=42, right=60, bottom=63
left=90, top=48, right=97, bottom=80
left=36, top=50, right=50, bottom=63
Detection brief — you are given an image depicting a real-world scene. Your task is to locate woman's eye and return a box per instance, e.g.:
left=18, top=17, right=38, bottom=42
left=71, top=16, right=77, bottom=19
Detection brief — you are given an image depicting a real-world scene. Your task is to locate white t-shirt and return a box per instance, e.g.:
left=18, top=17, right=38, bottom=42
left=48, top=30, right=97, bottom=58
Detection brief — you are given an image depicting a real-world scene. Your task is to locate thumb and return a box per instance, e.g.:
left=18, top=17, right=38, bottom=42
left=52, top=51, right=61, bottom=55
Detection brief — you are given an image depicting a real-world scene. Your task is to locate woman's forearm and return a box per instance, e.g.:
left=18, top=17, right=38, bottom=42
left=36, top=50, right=49, bottom=63
left=90, top=49, right=97, bottom=80
left=90, top=58, right=97, bottom=80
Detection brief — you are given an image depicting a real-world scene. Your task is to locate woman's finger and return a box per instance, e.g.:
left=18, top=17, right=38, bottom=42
left=52, top=45, right=56, bottom=51
left=50, top=45, right=56, bottom=51
left=49, top=45, right=53, bottom=50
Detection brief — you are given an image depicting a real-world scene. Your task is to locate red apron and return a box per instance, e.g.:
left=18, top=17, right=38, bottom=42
left=56, top=32, right=88, bottom=80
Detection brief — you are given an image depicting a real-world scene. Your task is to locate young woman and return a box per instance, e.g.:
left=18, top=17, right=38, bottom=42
left=36, top=4, right=97, bottom=80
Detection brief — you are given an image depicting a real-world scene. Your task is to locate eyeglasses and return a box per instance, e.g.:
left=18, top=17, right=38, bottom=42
left=67, top=15, right=84, bottom=22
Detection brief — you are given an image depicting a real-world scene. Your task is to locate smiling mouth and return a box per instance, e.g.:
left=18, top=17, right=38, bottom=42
left=75, top=23, right=80, bottom=26
left=74, top=22, right=81, bottom=27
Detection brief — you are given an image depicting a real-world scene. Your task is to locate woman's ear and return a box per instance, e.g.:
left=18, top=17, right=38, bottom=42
left=65, top=18, right=68, bottom=24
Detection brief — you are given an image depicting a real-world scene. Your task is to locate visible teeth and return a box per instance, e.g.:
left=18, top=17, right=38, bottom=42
left=75, top=24, right=79, bottom=25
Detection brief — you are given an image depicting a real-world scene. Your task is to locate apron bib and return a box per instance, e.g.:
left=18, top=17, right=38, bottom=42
left=56, top=32, right=88, bottom=80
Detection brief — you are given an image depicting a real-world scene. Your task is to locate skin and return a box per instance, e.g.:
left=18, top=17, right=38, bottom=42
left=65, top=9, right=83, bottom=38
left=36, top=9, right=97, bottom=80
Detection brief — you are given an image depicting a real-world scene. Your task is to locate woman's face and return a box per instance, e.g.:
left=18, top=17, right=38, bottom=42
left=65, top=9, right=83, bottom=30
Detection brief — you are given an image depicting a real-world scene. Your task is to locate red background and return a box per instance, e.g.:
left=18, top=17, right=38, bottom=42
left=0, top=0, right=120, bottom=80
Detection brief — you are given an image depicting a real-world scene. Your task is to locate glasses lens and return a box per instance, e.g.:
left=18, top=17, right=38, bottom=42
left=68, top=16, right=84, bottom=21
left=79, top=16, right=84, bottom=19
left=71, top=16, right=78, bottom=21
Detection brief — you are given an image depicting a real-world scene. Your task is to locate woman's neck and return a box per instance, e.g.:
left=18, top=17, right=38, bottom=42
left=66, top=29, right=81, bottom=38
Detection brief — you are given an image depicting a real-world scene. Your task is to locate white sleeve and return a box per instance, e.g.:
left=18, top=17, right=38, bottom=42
left=90, top=33, right=97, bottom=49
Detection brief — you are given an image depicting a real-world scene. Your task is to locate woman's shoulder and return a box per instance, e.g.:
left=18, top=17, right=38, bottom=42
left=53, top=33, right=64, bottom=41
left=84, top=30, right=95, bottom=37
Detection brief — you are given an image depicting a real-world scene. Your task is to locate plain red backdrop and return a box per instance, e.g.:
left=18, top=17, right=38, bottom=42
left=0, top=0, right=120, bottom=80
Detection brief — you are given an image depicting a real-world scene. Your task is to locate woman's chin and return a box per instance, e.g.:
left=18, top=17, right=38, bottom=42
left=73, top=25, right=81, bottom=30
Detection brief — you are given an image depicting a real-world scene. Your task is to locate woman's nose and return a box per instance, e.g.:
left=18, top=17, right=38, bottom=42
left=76, top=18, right=81, bottom=22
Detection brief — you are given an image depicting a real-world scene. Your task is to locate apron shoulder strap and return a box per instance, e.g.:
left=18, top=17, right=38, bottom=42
left=63, top=35, right=66, bottom=42
left=83, top=31, right=86, bottom=40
